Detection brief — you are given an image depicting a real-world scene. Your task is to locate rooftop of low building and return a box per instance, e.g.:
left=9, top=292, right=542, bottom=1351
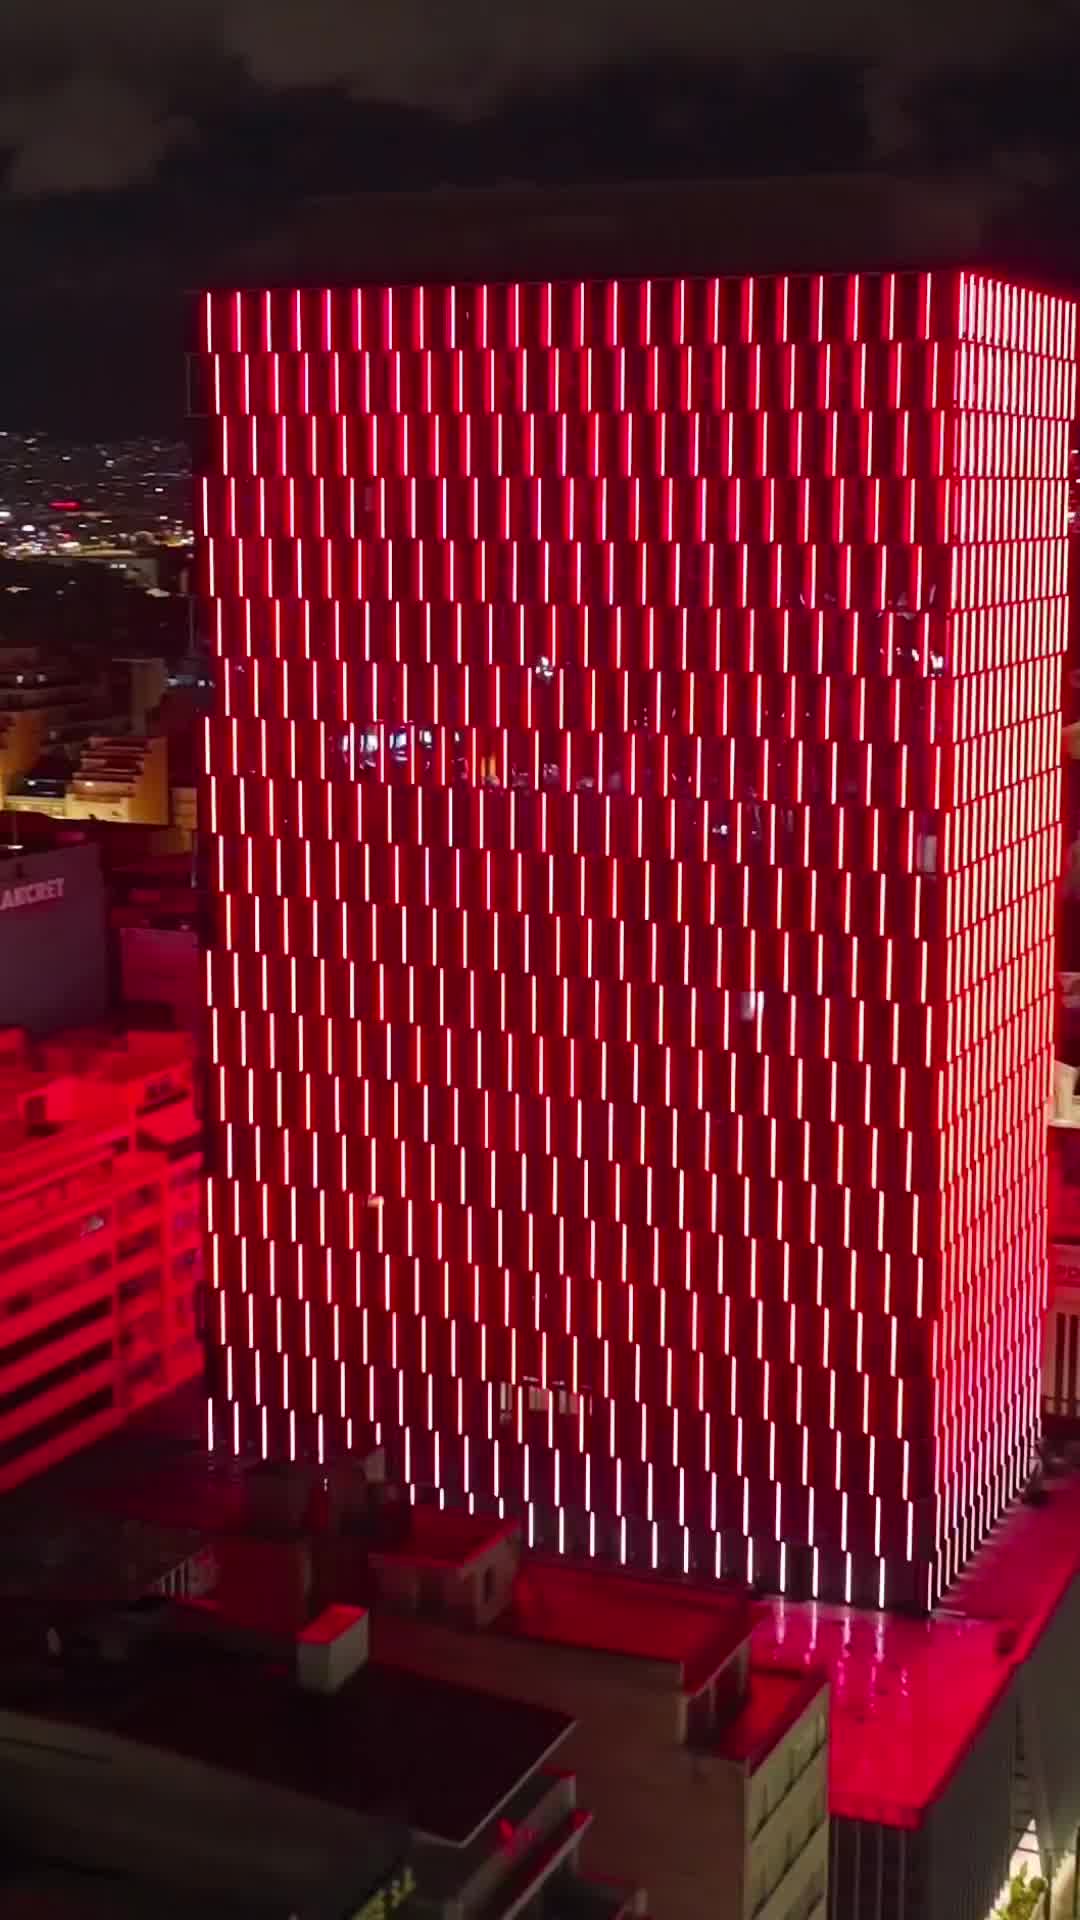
left=9, top=1393, right=1080, bottom=1833
left=369, top=1503, right=519, bottom=1570
left=0, top=826, right=95, bottom=865
left=0, top=1865, right=286, bottom=1920
left=0, top=1636, right=573, bottom=1848
left=40, top=1025, right=192, bottom=1079
left=710, top=1664, right=826, bottom=1771
left=497, top=1558, right=756, bottom=1696
left=0, top=1499, right=203, bottom=1636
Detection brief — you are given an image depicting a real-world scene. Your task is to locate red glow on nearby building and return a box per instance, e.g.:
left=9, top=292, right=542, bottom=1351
left=0, top=1027, right=204, bottom=1490
left=197, top=271, right=1075, bottom=1610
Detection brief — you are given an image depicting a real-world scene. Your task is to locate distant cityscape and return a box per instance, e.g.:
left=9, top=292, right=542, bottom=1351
left=0, top=432, right=192, bottom=561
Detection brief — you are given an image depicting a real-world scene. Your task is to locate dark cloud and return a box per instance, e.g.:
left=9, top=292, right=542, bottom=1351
left=0, top=1, right=211, bottom=193
left=222, top=0, right=1063, bottom=103
left=0, top=0, right=1069, bottom=194
left=0, top=73, right=194, bottom=194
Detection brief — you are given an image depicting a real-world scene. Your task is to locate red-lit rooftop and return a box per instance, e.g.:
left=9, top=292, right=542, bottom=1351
left=41, top=1026, right=193, bottom=1084
left=370, top=1504, right=520, bottom=1569
left=711, top=1665, right=826, bottom=1772
left=17, top=1403, right=1080, bottom=1837
left=945, top=1463, right=1080, bottom=1657
left=751, top=1474, right=1080, bottom=1827
left=752, top=1602, right=1008, bottom=1828
left=367, top=1504, right=760, bottom=1695
left=296, top=1603, right=367, bottom=1647
left=505, top=1561, right=756, bottom=1696
left=135, top=1101, right=202, bottom=1153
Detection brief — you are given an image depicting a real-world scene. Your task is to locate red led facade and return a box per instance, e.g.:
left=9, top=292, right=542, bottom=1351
left=197, top=271, right=1075, bottom=1610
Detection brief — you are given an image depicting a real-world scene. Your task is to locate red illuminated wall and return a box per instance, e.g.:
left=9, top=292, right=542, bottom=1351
left=197, top=271, right=1075, bottom=1610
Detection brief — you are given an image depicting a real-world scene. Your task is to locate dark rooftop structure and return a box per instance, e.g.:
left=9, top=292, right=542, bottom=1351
left=0, top=1503, right=204, bottom=1636
left=0, top=1640, right=573, bottom=1847
left=221, top=174, right=1007, bottom=290
left=0, top=1865, right=286, bottom=1920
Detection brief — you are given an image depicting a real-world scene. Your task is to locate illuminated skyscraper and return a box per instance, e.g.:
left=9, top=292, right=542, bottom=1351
left=197, top=269, right=1075, bottom=1610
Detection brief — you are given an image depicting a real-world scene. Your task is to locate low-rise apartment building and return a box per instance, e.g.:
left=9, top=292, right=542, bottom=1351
left=0, top=1026, right=204, bottom=1489
left=368, top=1512, right=829, bottom=1920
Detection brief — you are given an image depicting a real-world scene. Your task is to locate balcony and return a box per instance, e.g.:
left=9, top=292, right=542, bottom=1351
left=0, top=1212, right=117, bottom=1304
left=409, top=1767, right=640, bottom=1920
left=427, top=1771, right=578, bottom=1915
left=472, top=1812, right=592, bottom=1920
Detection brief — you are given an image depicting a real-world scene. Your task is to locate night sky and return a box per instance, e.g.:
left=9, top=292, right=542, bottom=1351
left=1, top=0, right=1079, bottom=434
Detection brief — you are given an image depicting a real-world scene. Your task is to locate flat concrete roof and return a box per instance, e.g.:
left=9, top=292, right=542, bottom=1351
left=1, top=1645, right=573, bottom=1848
left=750, top=1471, right=1080, bottom=1827
left=0, top=1867, right=282, bottom=1920
left=752, top=1601, right=1010, bottom=1829
left=0, top=1505, right=204, bottom=1633
left=506, top=1561, right=755, bottom=1694
left=944, top=1465, right=1080, bottom=1660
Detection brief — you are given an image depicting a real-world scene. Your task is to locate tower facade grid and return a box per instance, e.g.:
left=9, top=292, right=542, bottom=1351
left=197, top=270, right=1075, bottom=1609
